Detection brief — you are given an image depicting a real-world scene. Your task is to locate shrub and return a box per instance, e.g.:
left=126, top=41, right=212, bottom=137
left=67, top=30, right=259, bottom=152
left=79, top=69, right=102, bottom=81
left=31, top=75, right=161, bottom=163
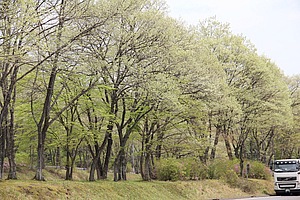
left=231, top=160, right=271, bottom=180
left=221, top=169, right=239, bottom=187
left=156, top=158, right=184, bottom=181
left=247, top=161, right=272, bottom=180
left=182, top=158, right=209, bottom=180
left=221, top=169, right=257, bottom=193
left=206, top=159, right=269, bottom=193
left=155, top=158, right=271, bottom=182
left=207, top=159, right=239, bottom=179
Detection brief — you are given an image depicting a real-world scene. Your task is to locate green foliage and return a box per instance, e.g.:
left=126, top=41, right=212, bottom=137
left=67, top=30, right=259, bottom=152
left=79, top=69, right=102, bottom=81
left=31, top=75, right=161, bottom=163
left=221, top=169, right=239, bottom=187
left=246, top=161, right=272, bottom=180
left=209, top=160, right=271, bottom=193
left=156, top=158, right=184, bottom=181
left=155, top=158, right=271, bottom=183
left=207, top=159, right=239, bottom=179
left=0, top=0, right=298, bottom=184
left=15, top=152, right=31, bottom=166
left=182, top=158, right=209, bottom=180
left=207, top=159, right=271, bottom=181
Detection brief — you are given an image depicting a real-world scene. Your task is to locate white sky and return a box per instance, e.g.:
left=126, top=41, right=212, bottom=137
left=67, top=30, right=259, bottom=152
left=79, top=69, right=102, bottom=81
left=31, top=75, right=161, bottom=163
left=165, top=0, right=300, bottom=76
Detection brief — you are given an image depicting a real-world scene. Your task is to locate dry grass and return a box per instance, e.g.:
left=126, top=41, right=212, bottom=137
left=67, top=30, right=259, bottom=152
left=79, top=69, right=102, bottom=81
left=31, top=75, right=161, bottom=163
left=0, top=167, right=274, bottom=200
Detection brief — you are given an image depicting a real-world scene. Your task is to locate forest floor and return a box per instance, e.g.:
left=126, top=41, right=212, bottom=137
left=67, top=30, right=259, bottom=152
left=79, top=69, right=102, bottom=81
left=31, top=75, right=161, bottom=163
left=0, top=166, right=274, bottom=200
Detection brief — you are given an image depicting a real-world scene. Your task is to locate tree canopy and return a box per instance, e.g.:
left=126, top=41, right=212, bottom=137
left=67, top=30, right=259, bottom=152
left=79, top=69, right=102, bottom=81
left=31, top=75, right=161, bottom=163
left=0, top=0, right=298, bottom=181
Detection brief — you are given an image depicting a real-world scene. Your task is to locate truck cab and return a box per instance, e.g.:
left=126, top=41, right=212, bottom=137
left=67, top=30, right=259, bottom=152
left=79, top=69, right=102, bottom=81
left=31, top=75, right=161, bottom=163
left=272, top=159, right=300, bottom=195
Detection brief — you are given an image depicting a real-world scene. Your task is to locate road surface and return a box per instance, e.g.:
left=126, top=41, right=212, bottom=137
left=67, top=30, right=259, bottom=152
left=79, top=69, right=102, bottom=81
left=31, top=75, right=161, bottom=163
left=227, top=196, right=300, bottom=200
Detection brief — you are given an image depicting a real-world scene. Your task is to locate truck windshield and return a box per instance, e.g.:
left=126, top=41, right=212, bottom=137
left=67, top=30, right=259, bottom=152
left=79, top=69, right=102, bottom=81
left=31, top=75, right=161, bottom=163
left=274, top=161, right=299, bottom=172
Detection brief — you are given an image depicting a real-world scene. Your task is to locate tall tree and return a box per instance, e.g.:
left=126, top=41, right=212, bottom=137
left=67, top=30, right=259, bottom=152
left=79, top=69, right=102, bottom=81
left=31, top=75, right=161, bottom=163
left=0, top=0, right=42, bottom=179
left=30, top=0, right=118, bottom=180
left=196, top=17, right=293, bottom=175
left=82, top=0, right=182, bottom=181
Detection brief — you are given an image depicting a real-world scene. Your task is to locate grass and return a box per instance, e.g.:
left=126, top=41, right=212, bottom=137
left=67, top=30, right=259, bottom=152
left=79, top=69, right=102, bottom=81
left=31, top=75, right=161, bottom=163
left=0, top=167, right=274, bottom=200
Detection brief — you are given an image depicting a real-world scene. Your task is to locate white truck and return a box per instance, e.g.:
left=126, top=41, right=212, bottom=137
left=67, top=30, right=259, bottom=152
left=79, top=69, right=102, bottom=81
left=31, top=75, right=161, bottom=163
left=272, top=159, right=300, bottom=195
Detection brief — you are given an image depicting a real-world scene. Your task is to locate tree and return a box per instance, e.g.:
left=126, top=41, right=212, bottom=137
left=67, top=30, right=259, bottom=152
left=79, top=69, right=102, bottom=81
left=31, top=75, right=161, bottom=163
left=196, top=17, right=293, bottom=176
left=30, top=0, right=117, bottom=181
left=81, top=0, right=185, bottom=181
left=275, top=75, right=300, bottom=158
left=0, top=0, right=42, bottom=179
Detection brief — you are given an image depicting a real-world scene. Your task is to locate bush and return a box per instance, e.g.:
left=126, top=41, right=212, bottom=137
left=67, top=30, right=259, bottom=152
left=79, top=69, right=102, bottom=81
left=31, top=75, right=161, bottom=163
left=182, top=158, right=209, bottom=180
left=207, top=159, right=239, bottom=179
left=221, top=169, right=239, bottom=187
left=247, top=161, right=272, bottom=180
left=155, top=158, right=271, bottom=182
left=205, top=159, right=270, bottom=193
left=156, top=158, right=184, bottom=181
left=221, top=169, right=257, bottom=193
left=207, top=159, right=271, bottom=181
left=230, top=160, right=271, bottom=180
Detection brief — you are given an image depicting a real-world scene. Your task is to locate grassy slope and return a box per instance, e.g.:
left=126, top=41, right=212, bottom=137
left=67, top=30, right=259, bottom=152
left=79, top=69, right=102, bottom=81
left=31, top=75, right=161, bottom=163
left=0, top=167, right=274, bottom=200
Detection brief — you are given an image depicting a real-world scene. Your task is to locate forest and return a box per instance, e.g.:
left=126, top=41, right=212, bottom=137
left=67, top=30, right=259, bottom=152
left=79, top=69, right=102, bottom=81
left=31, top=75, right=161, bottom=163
left=0, top=0, right=300, bottom=182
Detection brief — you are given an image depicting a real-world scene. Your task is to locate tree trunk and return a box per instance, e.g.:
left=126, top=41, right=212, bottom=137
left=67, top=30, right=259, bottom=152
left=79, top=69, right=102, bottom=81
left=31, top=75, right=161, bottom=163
left=67, top=156, right=76, bottom=181
left=88, top=123, right=113, bottom=181
left=140, top=136, right=145, bottom=180
left=34, top=0, right=64, bottom=179
left=88, top=136, right=106, bottom=181
left=239, top=144, right=244, bottom=177
left=103, top=131, right=113, bottom=179
left=35, top=133, right=46, bottom=181
left=143, top=150, right=151, bottom=181
left=89, top=158, right=97, bottom=181
left=223, top=133, right=233, bottom=160
left=234, top=146, right=239, bottom=159
left=7, top=157, right=17, bottom=180
left=113, top=153, right=121, bottom=182
left=141, top=128, right=152, bottom=181
left=238, top=127, right=249, bottom=177
left=65, top=149, right=71, bottom=180
left=0, top=126, right=5, bottom=180
left=7, top=98, right=17, bottom=180
left=121, top=149, right=127, bottom=181
left=96, top=157, right=104, bottom=180
left=114, top=146, right=127, bottom=181
left=210, top=126, right=221, bottom=160
left=155, top=130, right=163, bottom=159
left=88, top=145, right=100, bottom=181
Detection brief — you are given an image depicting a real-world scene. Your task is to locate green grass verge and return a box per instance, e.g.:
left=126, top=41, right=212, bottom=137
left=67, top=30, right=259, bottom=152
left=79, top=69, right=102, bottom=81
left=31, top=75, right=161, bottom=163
left=0, top=167, right=274, bottom=200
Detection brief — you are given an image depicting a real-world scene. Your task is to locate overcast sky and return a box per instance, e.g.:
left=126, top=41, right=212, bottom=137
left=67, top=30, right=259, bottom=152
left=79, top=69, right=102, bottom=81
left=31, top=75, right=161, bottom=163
left=165, top=0, right=300, bottom=76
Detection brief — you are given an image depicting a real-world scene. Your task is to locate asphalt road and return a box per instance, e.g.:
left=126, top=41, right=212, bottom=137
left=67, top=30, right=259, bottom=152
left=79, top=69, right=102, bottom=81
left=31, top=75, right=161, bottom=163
left=228, top=196, right=300, bottom=200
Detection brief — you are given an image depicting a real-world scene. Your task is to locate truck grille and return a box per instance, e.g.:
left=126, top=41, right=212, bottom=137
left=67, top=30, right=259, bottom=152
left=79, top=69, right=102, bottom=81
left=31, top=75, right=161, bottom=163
left=279, top=183, right=296, bottom=189
left=277, top=177, right=297, bottom=181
